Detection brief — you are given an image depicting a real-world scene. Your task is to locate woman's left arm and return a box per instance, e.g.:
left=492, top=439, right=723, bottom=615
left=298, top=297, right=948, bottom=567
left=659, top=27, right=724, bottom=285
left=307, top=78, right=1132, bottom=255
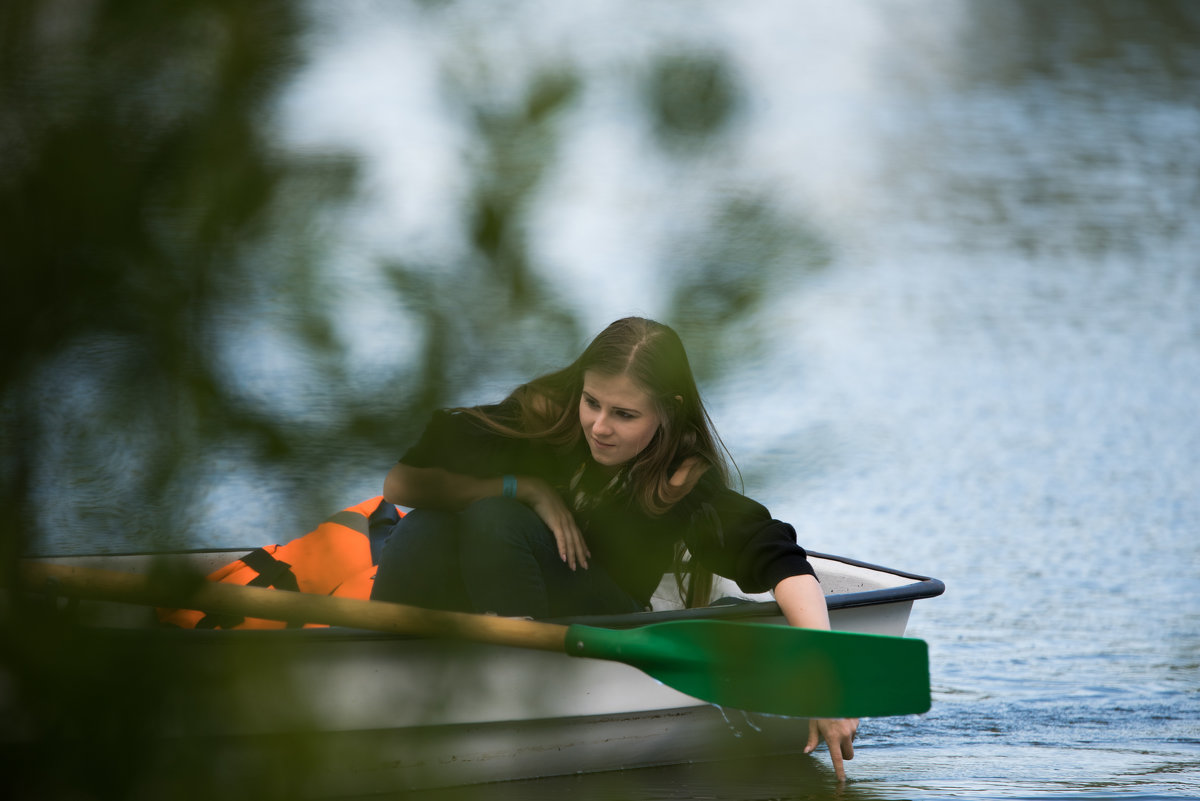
left=774, top=573, right=860, bottom=783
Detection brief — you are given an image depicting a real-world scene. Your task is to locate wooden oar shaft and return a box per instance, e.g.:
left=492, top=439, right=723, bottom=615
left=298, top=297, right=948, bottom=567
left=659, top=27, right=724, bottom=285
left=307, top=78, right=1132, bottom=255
left=18, top=562, right=569, bottom=653
left=17, top=563, right=933, bottom=718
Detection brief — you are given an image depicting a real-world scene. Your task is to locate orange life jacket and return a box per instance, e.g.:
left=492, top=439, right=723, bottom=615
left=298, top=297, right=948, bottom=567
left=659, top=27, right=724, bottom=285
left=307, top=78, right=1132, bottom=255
left=158, top=496, right=398, bottom=629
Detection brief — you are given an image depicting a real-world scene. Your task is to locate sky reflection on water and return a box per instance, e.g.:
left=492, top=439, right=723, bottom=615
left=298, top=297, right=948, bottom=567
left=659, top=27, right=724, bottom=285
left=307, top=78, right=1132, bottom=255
left=282, top=3, right=1200, bottom=797
left=6, top=1, right=1199, bottom=798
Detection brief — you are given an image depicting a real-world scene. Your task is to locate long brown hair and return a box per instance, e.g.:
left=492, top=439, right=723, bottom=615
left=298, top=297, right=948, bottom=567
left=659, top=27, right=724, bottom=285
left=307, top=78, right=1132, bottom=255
left=460, top=317, right=733, bottom=605
left=464, top=317, right=731, bottom=509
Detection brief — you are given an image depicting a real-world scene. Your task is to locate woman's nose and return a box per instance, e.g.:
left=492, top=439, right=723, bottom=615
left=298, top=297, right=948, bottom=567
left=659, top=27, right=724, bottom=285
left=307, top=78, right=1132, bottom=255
left=593, top=412, right=612, bottom=434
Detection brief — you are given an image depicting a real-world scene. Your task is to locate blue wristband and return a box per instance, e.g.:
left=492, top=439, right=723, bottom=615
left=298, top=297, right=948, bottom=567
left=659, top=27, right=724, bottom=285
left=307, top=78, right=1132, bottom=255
left=502, top=474, right=518, bottom=499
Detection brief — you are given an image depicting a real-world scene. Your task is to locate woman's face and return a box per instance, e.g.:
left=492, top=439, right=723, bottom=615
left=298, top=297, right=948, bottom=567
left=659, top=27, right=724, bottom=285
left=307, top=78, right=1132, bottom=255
left=579, top=371, right=662, bottom=467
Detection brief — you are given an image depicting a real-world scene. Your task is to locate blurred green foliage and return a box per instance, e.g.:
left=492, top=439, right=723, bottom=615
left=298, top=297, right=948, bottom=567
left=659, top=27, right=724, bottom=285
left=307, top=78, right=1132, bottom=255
left=0, top=1, right=828, bottom=797
left=646, top=49, right=739, bottom=147
left=7, top=0, right=1192, bottom=797
left=0, top=0, right=313, bottom=556
left=0, top=0, right=825, bottom=561
left=0, top=2, right=347, bottom=798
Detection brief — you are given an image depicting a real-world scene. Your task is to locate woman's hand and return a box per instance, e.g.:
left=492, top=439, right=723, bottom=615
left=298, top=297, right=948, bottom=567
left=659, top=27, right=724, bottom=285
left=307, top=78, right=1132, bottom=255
left=806, top=717, right=859, bottom=782
left=668, top=456, right=701, bottom=488
left=775, top=573, right=860, bottom=782
left=516, top=476, right=590, bottom=570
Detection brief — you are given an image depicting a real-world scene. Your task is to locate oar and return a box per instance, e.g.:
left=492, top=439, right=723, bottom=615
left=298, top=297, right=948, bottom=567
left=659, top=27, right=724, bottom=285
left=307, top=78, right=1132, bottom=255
left=18, top=561, right=930, bottom=719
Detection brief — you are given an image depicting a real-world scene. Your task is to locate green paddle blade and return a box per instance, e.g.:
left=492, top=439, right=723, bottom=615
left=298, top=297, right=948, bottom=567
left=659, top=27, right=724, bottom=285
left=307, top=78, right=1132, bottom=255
left=565, top=621, right=930, bottom=719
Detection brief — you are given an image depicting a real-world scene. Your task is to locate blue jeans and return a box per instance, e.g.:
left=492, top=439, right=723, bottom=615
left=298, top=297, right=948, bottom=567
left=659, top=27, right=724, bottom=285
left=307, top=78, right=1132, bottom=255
left=370, top=498, right=644, bottom=619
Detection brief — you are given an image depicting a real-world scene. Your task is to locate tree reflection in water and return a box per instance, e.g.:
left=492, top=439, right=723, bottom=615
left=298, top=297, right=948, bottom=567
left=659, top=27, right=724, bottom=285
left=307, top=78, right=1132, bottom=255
left=0, top=3, right=819, bottom=797
left=6, top=1, right=1194, bottom=798
left=3, top=2, right=831, bottom=561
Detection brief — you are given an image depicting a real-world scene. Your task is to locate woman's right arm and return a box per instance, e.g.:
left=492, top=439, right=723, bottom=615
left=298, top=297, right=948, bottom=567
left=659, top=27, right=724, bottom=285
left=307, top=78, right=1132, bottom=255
left=383, top=463, right=591, bottom=570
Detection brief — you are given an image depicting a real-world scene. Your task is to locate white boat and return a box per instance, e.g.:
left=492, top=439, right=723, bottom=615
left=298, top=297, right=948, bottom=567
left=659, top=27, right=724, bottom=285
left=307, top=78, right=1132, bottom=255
left=19, top=549, right=943, bottom=796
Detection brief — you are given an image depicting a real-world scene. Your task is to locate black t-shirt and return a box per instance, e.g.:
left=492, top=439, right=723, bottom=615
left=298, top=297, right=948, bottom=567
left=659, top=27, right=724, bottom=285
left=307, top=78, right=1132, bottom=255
left=400, top=404, right=816, bottom=606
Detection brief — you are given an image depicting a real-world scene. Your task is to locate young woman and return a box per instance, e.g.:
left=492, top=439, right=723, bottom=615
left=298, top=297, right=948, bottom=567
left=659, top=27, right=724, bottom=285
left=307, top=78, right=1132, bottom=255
left=372, top=317, right=859, bottom=779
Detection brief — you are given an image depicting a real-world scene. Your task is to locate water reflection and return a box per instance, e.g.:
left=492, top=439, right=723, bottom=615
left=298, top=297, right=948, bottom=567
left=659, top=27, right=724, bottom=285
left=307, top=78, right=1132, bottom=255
left=3, top=0, right=1200, bottom=799
left=2, top=0, right=325, bottom=555
left=5, top=0, right=848, bottom=556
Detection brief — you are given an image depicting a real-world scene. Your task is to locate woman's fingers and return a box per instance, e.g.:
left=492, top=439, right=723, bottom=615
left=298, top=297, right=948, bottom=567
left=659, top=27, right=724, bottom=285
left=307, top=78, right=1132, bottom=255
left=828, top=730, right=852, bottom=782
left=553, top=515, right=589, bottom=570
left=804, top=719, right=821, bottom=755
left=805, top=718, right=858, bottom=783
left=522, top=479, right=589, bottom=570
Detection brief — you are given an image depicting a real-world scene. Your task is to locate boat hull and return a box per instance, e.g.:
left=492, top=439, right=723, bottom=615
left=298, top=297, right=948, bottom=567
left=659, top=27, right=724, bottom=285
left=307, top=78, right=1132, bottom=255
left=15, top=551, right=943, bottom=793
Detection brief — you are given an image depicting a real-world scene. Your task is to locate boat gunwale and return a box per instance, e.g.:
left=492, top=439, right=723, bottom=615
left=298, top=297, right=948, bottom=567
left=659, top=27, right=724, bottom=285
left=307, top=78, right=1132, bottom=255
left=22, top=548, right=942, bottom=641
left=555, top=550, right=944, bottom=628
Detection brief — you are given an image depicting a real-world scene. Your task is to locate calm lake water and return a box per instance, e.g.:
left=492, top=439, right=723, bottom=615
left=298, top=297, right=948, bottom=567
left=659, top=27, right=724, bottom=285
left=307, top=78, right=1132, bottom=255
left=18, top=1, right=1200, bottom=799
left=299, top=4, right=1199, bottom=797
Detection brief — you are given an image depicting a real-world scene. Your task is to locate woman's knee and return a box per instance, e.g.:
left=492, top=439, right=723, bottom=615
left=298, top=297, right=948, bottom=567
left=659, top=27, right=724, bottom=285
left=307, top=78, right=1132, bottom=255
left=460, top=498, right=546, bottom=541
left=457, top=498, right=558, bottom=618
left=459, top=498, right=563, bottom=570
